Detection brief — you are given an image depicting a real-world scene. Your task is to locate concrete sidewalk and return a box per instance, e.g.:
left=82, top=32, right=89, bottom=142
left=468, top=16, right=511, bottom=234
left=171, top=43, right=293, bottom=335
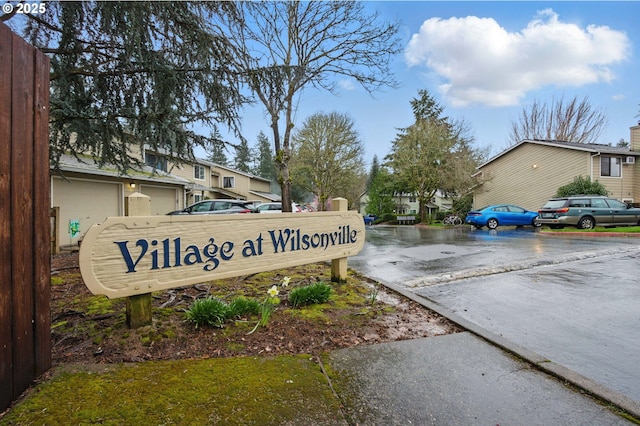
left=326, top=281, right=639, bottom=425
left=329, top=332, right=633, bottom=425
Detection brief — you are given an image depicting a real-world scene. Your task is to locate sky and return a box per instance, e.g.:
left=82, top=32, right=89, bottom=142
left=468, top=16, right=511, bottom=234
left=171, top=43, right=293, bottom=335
left=217, top=1, right=640, bottom=168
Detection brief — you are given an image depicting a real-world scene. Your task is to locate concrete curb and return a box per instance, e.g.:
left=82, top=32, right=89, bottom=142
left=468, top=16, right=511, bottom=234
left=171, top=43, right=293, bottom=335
left=375, top=278, right=640, bottom=421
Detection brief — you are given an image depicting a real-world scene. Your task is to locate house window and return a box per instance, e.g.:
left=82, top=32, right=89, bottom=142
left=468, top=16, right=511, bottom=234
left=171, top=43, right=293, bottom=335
left=194, top=165, right=205, bottom=180
left=223, top=176, right=234, bottom=188
left=601, top=156, right=621, bottom=177
left=194, top=194, right=203, bottom=203
left=145, top=152, right=167, bottom=172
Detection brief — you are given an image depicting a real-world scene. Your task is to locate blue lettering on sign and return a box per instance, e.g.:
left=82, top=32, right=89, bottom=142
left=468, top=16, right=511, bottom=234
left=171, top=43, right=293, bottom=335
left=114, top=225, right=358, bottom=273
left=114, top=237, right=233, bottom=273
left=268, top=225, right=357, bottom=253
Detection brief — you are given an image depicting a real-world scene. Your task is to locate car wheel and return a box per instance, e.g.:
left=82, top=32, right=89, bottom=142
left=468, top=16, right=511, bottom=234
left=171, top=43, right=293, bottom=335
left=578, top=216, right=595, bottom=230
left=533, top=216, right=542, bottom=227
left=486, top=218, right=498, bottom=229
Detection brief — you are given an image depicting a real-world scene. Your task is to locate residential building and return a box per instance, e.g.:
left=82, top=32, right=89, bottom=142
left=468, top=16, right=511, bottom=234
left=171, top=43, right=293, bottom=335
left=51, top=144, right=279, bottom=250
left=471, top=124, right=640, bottom=211
left=51, top=153, right=191, bottom=251
left=358, top=190, right=451, bottom=218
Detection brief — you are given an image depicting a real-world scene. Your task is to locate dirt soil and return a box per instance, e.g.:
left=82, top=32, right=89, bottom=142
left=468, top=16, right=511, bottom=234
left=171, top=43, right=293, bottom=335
left=50, top=252, right=461, bottom=366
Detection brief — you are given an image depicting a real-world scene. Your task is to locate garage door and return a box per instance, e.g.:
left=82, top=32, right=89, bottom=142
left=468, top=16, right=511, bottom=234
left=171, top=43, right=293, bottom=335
left=140, top=185, right=180, bottom=215
left=52, top=178, right=121, bottom=241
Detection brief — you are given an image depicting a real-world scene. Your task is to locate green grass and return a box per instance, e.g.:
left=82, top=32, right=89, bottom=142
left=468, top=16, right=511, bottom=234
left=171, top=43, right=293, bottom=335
left=541, top=226, right=640, bottom=233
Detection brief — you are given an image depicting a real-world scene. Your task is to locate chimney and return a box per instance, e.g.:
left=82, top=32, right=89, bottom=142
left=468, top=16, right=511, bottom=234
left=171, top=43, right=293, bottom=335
left=631, top=124, right=640, bottom=152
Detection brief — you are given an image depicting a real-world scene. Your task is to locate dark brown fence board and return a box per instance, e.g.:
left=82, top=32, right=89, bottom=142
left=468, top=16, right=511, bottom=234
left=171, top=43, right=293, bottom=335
left=0, top=22, right=51, bottom=411
left=33, top=49, right=51, bottom=374
left=11, top=30, right=37, bottom=394
left=0, top=22, right=13, bottom=411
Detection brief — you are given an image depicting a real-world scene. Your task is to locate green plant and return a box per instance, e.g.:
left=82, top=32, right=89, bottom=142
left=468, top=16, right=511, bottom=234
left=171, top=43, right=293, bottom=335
left=288, top=282, right=332, bottom=308
left=228, top=296, right=260, bottom=318
left=185, top=297, right=231, bottom=329
left=555, top=175, right=608, bottom=197
left=248, top=276, right=290, bottom=334
left=51, top=276, right=64, bottom=286
left=368, top=285, right=379, bottom=305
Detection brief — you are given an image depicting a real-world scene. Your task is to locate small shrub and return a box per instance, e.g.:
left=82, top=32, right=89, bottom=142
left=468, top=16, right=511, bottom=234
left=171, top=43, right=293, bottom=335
left=228, top=296, right=260, bottom=318
left=555, top=175, right=608, bottom=197
left=185, top=297, right=230, bottom=328
left=50, top=276, right=64, bottom=286
left=289, top=282, right=332, bottom=308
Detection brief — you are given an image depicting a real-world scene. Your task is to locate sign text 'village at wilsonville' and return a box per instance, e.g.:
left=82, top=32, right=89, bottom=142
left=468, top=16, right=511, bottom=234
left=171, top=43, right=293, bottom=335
left=79, top=211, right=365, bottom=299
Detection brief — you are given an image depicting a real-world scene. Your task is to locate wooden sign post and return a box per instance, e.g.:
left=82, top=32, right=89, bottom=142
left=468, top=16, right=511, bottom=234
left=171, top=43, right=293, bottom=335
left=79, top=199, right=365, bottom=328
left=331, top=198, right=349, bottom=283
left=125, top=192, right=153, bottom=328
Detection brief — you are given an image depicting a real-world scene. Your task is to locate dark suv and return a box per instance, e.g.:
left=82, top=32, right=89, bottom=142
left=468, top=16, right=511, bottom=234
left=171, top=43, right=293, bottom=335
left=537, top=195, right=640, bottom=229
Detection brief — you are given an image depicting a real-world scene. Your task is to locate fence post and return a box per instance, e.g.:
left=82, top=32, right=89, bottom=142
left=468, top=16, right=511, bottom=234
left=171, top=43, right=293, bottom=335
left=331, top=197, right=348, bottom=283
left=125, top=192, right=152, bottom=328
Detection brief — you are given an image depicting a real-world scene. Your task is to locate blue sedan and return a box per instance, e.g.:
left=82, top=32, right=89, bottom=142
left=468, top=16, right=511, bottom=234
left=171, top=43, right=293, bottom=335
left=466, top=204, right=541, bottom=230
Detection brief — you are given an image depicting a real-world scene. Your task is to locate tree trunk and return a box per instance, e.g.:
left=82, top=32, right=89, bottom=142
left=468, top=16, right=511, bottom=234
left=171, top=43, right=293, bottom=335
left=418, top=196, right=426, bottom=223
left=271, top=116, right=292, bottom=213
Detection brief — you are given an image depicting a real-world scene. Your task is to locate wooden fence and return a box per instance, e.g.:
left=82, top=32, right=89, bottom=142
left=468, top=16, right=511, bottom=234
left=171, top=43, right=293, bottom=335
left=0, top=22, right=51, bottom=412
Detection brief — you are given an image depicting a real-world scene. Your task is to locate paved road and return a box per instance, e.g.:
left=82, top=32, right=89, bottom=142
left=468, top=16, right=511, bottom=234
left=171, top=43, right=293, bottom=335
left=350, top=225, right=640, bottom=404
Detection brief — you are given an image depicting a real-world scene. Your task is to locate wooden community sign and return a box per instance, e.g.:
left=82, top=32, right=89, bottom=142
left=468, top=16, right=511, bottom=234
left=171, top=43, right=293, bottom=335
left=79, top=211, right=365, bottom=299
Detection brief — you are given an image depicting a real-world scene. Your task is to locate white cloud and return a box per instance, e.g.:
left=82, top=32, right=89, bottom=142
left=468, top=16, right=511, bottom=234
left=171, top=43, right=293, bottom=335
left=405, top=9, right=631, bottom=107
left=338, top=79, right=356, bottom=91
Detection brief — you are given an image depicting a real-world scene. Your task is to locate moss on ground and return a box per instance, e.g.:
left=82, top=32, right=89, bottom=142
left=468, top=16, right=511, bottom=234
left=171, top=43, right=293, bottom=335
left=1, top=356, right=345, bottom=425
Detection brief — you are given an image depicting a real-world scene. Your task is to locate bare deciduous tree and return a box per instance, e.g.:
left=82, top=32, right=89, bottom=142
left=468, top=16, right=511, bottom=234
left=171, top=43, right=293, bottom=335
left=215, top=1, right=401, bottom=211
left=291, top=112, right=366, bottom=211
left=508, top=95, right=608, bottom=146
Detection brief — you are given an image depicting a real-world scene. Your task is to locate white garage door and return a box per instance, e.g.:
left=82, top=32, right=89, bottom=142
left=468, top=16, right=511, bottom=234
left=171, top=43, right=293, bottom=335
left=140, top=185, right=180, bottom=215
left=52, top=178, right=121, bottom=241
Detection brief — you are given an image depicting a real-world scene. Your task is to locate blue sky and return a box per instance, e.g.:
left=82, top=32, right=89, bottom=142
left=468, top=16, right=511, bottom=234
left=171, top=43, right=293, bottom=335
left=222, top=1, right=640, bottom=167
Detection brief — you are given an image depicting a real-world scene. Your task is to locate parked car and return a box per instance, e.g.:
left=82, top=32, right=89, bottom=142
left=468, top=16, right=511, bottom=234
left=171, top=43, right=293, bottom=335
left=363, top=214, right=377, bottom=225
left=465, top=204, right=541, bottom=230
left=167, top=199, right=255, bottom=215
left=537, top=195, right=640, bottom=229
left=254, top=202, right=302, bottom=213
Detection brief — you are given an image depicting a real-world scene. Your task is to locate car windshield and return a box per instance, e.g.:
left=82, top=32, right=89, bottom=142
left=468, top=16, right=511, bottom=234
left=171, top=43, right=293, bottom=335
left=542, top=200, right=567, bottom=209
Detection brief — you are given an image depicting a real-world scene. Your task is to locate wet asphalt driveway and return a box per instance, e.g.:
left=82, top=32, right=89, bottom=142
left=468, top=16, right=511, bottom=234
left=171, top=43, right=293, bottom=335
left=349, top=225, right=640, bottom=405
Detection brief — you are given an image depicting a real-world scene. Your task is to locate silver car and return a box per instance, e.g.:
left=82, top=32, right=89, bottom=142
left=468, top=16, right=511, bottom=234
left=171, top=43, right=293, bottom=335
left=167, top=199, right=255, bottom=215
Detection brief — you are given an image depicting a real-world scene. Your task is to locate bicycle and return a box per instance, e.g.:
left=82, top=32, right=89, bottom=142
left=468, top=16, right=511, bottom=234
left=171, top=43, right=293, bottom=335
left=442, top=213, right=463, bottom=226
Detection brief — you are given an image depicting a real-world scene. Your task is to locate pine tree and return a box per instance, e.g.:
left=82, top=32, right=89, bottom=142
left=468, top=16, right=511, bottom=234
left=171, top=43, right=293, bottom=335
left=253, top=132, right=276, bottom=180
left=14, top=2, right=246, bottom=173
left=367, top=155, right=381, bottom=189
left=234, top=139, right=252, bottom=173
left=209, top=141, right=229, bottom=166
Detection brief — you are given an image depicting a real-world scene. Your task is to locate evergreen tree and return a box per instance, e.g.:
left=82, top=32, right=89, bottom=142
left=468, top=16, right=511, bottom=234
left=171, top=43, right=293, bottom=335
left=367, top=155, right=381, bottom=189
left=386, top=90, right=480, bottom=222
left=366, top=168, right=395, bottom=217
left=234, top=139, right=252, bottom=173
left=253, top=132, right=276, bottom=182
left=253, top=132, right=276, bottom=180
left=209, top=140, right=229, bottom=166
left=12, top=2, right=246, bottom=174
